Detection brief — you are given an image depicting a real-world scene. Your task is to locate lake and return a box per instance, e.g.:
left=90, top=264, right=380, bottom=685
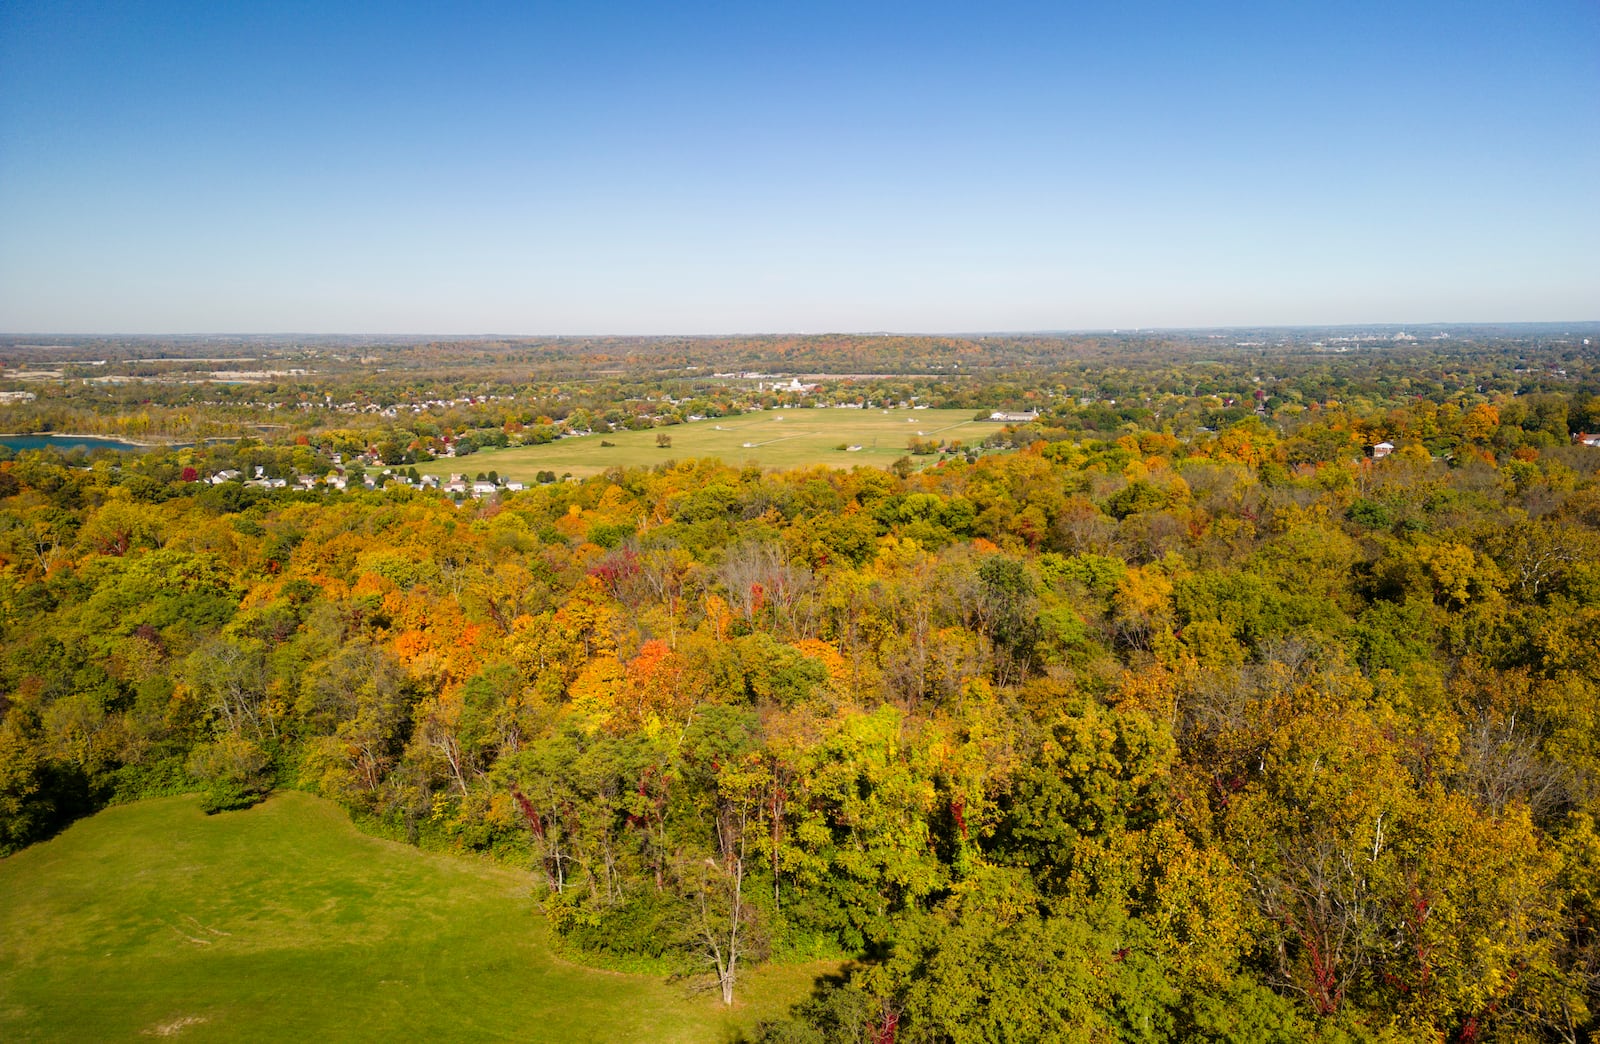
left=0, top=434, right=151, bottom=454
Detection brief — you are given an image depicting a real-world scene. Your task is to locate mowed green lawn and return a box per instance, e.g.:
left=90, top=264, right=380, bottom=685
left=0, top=793, right=825, bottom=1042
left=422, top=407, right=1006, bottom=481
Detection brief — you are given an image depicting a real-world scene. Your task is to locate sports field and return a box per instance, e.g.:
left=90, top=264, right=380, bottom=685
left=421, top=407, right=1006, bottom=481
left=0, top=793, right=825, bottom=1042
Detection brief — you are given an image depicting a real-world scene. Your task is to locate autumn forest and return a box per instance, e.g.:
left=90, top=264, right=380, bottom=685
left=2, top=330, right=1600, bottom=1042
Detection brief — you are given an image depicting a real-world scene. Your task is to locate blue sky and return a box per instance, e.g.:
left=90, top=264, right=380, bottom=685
left=1, top=1, right=1595, bottom=333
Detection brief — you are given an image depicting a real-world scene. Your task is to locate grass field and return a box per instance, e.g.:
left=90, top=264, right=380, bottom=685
left=0, top=793, right=825, bottom=1042
left=420, top=407, right=1006, bottom=482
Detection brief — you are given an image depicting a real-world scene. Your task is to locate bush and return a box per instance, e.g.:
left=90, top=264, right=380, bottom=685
left=550, top=891, right=687, bottom=964
left=198, top=781, right=268, bottom=814
left=186, top=734, right=273, bottom=814
left=755, top=982, right=877, bottom=1043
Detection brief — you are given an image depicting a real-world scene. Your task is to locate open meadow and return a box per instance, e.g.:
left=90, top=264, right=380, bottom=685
left=420, top=407, right=1007, bottom=481
left=0, top=793, right=826, bottom=1042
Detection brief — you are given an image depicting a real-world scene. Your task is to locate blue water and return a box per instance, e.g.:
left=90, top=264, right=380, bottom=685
left=0, top=434, right=149, bottom=453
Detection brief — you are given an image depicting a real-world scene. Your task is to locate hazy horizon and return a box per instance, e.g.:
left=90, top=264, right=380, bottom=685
left=4, top=321, right=1599, bottom=341
left=3, top=1, right=1596, bottom=334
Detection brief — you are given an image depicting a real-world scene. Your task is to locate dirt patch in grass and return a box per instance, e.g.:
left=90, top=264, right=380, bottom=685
left=143, top=1014, right=209, bottom=1036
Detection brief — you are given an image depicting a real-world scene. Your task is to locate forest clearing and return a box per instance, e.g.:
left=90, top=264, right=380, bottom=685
left=0, top=792, right=823, bottom=1041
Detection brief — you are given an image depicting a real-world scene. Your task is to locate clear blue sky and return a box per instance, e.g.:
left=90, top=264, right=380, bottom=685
left=1, top=1, right=1595, bottom=333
